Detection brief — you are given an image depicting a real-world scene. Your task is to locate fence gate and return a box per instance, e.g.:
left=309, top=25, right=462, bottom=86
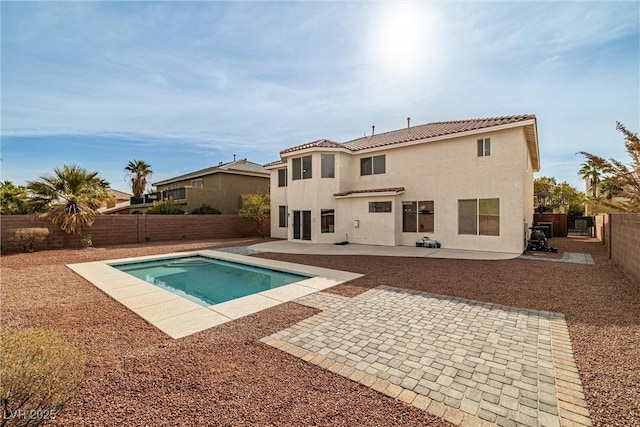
left=567, top=216, right=594, bottom=236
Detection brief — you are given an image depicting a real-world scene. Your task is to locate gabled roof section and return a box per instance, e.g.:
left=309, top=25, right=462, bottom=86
left=343, top=115, right=536, bottom=151
left=153, top=159, right=269, bottom=186
left=280, top=139, right=343, bottom=155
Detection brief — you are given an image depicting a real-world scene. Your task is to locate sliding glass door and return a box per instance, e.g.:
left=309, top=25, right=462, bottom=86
left=292, top=210, right=311, bottom=240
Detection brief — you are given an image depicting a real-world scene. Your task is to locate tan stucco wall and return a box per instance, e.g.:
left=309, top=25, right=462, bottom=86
left=270, top=126, right=535, bottom=253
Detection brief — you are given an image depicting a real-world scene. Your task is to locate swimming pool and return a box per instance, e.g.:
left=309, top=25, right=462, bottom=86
left=112, top=256, right=310, bottom=306
left=67, top=250, right=363, bottom=338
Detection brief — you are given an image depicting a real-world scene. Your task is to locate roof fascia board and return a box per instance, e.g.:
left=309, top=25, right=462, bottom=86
left=264, top=163, right=286, bottom=170
left=527, top=122, right=541, bottom=172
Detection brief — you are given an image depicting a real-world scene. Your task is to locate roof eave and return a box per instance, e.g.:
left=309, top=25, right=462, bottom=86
left=524, top=121, right=541, bottom=172
left=334, top=190, right=405, bottom=199
left=264, top=162, right=285, bottom=170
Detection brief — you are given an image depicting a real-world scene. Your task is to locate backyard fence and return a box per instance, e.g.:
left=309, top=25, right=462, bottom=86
left=532, top=213, right=568, bottom=237
left=595, top=213, right=640, bottom=286
left=1, top=214, right=269, bottom=254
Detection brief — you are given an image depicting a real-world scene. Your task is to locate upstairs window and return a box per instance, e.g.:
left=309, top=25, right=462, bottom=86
left=360, top=155, right=386, bottom=176
left=477, top=138, right=491, bottom=157
left=278, top=169, right=287, bottom=187
left=191, top=179, right=203, bottom=188
left=321, top=154, right=335, bottom=178
left=292, top=155, right=312, bottom=180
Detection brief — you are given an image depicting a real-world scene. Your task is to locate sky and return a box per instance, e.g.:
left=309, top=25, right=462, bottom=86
left=1, top=1, right=639, bottom=193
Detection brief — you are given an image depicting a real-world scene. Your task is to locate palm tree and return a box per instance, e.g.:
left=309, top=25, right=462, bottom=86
left=578, top=159, right=603, bottom=199
left=124, top=160, right=153, bottom=197
left=27, top=165, right=111, bottom=234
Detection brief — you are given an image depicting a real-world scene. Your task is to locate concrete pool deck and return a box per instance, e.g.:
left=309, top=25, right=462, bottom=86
left=262, top=287, right=592, bottom=427
left=67, top=250, right=362, bottom=339
left=249, top=240, right=521, bottom=260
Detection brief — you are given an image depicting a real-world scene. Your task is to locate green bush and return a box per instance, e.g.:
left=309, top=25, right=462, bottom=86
left=0, top=328, right=86, bottom=427
left=8, top=228, right=50, bottom=253
left=80, top=234, right=93, bottom=248
left=146, top=199, right=184, bottom=214
left=190, top=204, right=221, bottom=214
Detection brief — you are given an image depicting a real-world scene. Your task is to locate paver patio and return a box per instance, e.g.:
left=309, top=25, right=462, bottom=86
left=262, top=286, right=592, bottom=427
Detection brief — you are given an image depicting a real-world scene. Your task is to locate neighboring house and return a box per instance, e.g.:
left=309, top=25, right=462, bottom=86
left=130, top=158, right=269, bottom=214
left=99, top=189, right=133, bottom=215
left=266, top=115, right=540, bottom=254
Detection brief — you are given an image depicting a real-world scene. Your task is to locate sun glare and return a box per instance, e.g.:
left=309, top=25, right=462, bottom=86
left=369, top=4, right=434, bottom=76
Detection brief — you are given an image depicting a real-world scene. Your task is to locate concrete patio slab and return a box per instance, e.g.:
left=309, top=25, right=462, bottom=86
left=249, top=240, right=520, bottom=260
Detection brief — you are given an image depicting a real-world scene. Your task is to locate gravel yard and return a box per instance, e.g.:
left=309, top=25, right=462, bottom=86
left=1, top=237, right=638, bottom=426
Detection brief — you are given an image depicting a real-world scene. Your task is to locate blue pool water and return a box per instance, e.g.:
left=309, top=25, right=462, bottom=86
left=112, top=256, right=310, bottom=306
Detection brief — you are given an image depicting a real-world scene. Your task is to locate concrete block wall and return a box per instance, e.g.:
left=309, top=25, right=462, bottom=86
left=609, top=213, right=640, bottom=285
left=1, top=215, right=269, bottom=253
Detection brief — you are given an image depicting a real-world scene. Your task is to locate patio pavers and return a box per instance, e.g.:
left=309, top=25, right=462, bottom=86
left=518, top=252, right=595, bottom=265
left=261, top=286, right=592, bottom=427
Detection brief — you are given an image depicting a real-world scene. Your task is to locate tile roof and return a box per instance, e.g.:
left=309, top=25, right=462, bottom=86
left=343, top=115, right=536, bottom=151
left=266, top=115, right=539, bottom=169
left=334, top=187, right=405, bottom=197
left=280, top=139, right=343, bottom=155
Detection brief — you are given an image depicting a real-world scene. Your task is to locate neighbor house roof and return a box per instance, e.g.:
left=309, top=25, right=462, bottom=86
left=109, top=189, right=133, bottom=201
left=153, top=159, right=269, bottom=186
left=272, top=115, right=539, bottom=171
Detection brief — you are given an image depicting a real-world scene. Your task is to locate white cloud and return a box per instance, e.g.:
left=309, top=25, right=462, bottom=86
left=1, top=1, right=638, bottom=190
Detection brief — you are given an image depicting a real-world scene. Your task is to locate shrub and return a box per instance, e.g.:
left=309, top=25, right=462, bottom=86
left=8, top=228, right=50, bottom=253
left=146, top=200, right=184, bottom=214
left=238, top=193, right=270, bottom=238
left=80, top=234, right=93, bottom=248
left=0, top=328, right=86, bottom=427
left=191, top=204, right=221, bottom=214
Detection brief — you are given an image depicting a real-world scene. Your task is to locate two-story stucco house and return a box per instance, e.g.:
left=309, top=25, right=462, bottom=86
left=131, top=158, right=270, bottom=214
left=265, top=115, right=539, bottom=254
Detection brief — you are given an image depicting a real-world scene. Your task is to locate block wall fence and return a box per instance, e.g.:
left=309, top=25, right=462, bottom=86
left=596, top=213, right=640, bottom=286
left=1, top=215, right=269, bottom=253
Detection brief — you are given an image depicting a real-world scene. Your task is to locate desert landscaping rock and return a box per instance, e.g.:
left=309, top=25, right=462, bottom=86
left=2, top=237, right=638, bottom=426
